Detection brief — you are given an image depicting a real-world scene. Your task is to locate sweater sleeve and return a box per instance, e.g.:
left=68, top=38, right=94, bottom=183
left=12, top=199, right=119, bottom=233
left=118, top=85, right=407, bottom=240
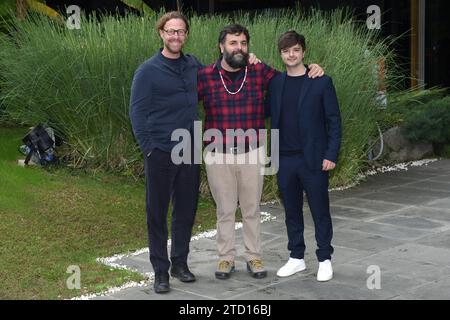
left=129, top=66, right=153, bottom=155
left=189, top=54, right=205, bottom=68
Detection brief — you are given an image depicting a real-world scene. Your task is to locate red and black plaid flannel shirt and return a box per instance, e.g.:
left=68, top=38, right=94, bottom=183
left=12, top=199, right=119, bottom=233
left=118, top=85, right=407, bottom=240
left=198, top=60, right=277, bottom=148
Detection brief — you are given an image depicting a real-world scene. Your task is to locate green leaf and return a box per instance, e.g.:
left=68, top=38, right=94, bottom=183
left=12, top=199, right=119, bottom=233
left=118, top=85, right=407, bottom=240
left=142, top=3, right=155, bottom=15
left=120, top=0, right=156, bottom=15
left=25, top=0, right=61, bottom=19
left=119, top=0, right=143, bottom=11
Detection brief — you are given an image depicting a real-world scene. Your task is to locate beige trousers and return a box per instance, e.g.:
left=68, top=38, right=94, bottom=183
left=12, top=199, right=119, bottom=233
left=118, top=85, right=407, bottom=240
left=205, top=146, right=266, bottom=262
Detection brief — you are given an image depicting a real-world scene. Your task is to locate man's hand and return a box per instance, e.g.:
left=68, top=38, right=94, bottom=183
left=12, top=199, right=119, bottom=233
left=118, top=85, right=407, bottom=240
left=308, top=63, right=324, bottom=78
left=322, top=159, right=336, bottom=171
left=248, top=53, right=261, bottom=65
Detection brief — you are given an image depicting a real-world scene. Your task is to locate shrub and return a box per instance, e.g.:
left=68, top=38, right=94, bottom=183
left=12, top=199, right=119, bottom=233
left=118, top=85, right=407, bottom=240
left=378, top=87, right=447, bottom=132
left=402, top=96, right=450, bottom=145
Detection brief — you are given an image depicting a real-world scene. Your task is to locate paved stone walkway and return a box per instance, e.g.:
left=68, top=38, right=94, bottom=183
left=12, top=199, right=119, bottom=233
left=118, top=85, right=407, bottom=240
left=95, top=159, right=450, bottom=300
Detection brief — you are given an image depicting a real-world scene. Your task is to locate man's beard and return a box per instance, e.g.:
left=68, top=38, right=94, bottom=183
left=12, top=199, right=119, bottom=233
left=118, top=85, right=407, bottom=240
left=165, top=39, right=183, bottom=54
left=223, top=49, right=249, bottom=69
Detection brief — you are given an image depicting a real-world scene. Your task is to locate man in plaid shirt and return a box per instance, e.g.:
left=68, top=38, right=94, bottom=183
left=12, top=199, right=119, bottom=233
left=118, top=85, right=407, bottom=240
left=198, top=24, right=324, bottom=280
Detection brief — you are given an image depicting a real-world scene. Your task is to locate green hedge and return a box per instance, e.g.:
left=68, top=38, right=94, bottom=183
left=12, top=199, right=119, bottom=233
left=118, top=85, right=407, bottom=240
left=402, top=96, right=450, bottom=145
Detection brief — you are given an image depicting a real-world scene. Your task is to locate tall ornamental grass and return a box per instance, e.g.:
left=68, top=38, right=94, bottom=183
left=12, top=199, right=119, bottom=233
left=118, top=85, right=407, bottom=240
left=0, top=9, right=400, bottom=190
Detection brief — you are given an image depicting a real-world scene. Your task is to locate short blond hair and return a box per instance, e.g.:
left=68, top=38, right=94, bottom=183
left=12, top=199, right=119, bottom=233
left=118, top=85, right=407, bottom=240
left=156, top=11, right=189, bottom=33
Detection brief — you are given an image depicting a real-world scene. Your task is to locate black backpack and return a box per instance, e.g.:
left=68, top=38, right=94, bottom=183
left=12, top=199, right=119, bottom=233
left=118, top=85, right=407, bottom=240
left=22, top=124, right=56, bottom=165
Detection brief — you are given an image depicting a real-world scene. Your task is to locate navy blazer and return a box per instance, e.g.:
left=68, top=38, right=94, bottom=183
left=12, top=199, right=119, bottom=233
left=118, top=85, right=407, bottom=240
left=268, top=72, right=342, bottom=171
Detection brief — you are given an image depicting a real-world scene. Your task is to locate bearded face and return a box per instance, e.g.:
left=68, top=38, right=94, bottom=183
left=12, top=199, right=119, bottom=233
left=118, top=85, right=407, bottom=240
left=220, top=33, right=249, bottom=69
left=223, top=47, right=249, bottom=69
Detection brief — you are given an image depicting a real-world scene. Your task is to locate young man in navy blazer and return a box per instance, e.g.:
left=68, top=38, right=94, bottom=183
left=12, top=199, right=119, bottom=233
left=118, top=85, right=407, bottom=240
left=268, top=31, right=342, bottom=281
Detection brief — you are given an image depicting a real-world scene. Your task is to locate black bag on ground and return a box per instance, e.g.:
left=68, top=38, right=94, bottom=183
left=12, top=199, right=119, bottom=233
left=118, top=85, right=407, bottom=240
left=22, top=124, right=56, bottom=165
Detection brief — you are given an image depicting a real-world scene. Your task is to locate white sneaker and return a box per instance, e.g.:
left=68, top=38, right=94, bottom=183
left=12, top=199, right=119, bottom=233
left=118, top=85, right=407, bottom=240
left=317, top=259, right=333, bottom=281
left=276, top=258, right=306, bottom=277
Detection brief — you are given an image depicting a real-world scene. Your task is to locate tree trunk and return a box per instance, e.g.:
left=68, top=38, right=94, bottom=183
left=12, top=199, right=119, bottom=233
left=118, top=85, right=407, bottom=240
left=176, top=0, right=182, bottom=12
left=16, top=0, right=27, bottom=20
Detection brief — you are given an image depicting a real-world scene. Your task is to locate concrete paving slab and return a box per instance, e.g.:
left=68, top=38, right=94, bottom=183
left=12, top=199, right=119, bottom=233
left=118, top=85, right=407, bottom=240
left=416, top=230, right=450, bottom=249
left=356, top=175, right=418, bottom=190
left=270, top=276, right=395, bottom=300
left=406, top=277, right=450, bottom=300
left=426, top=197, right=450, bottom=212
left=357, top=190, right=445, bottom=206
left=332, top=229, right=404, bottom=252
left=349, top=255, right=450, bottom=284
left=230, top=286, right=303, bottom=300
left=390, top=206, right=450, bottom=222
left=406, top=180, right=450, bottom=192
left=345, top=221, right=432, bottom=241
left=373, top=243, right=450, bottom=267
left=330, top=263, right=428, bottom=296
left=171, top=273, right=261, bottom=300
left=428, top=175, right=450, bottom=183
left=331, top=205, right=390, bottom=220
left=105, top=285, right=211, bottom=300
left=370, top=215, right=446, bottom=230
left=385, top=186, right=450, bottom=197
left=332, top=197, right=405, bottom=214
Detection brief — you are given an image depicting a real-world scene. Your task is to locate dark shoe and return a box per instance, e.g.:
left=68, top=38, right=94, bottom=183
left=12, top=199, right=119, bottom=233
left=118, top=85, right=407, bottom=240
left=154, top=272, right=170, bottom=294
left=247, top=259, right=267, bottom=279
left=170, top=264, right=196, bottom=282
left=215, top=260, right=235, bottom=280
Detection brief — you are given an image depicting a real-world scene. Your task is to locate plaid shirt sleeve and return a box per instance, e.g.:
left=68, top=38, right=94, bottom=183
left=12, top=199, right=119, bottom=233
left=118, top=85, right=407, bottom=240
left=260, top=62, right=278, bottom=87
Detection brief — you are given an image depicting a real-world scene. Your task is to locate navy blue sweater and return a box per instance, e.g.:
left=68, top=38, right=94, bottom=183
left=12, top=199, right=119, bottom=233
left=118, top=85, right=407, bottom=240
left=279, top=74, right=306, bottom=154
left=129, top=49, right=203, bottom=155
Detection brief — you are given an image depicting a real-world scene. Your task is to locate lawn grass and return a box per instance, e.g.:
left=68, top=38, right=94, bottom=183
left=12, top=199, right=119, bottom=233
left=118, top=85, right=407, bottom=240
left=0, top=126, right=218, bottom=299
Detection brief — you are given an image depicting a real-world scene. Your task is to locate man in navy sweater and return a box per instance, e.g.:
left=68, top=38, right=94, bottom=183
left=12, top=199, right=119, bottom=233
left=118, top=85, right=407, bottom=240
left=268, top=31, right=341, bottom=282
left=129, top=11, right=202, bottom=294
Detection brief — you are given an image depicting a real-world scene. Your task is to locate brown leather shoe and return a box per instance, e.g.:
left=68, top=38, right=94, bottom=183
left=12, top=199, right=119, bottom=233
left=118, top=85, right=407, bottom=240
left=247, top=259, right=267, bottom=279
left=215, top=260, right=235, bottom=280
